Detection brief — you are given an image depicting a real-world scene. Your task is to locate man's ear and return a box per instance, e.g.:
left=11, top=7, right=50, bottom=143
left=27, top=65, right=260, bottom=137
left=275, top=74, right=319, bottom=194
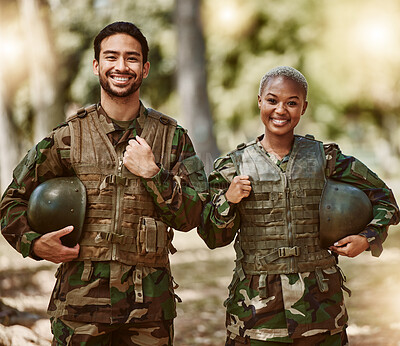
left=143, top=61, right=150, bottom=79
left=257, top=95, right=262, bottom=109
left=93, top=59, right=99, bottom=76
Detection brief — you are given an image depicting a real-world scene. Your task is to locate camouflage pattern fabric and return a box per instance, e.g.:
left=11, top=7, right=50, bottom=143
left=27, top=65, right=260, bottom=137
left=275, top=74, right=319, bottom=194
left=226, top=327, right=348, bottom=345
left=0, top=102, right=207, bottom=327
left=224, top=267, right=347, bottom=342
left=48, top=261, right=177, bottom=323
left=198, top=135, right=399, bottom=342
left=51, top=317, right=173, bottom=345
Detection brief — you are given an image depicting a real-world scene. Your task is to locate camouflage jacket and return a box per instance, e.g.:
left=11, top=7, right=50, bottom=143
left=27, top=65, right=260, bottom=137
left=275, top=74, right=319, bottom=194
left=198, top=135, right=399, bottom=342
left=0, top=103, right=208, bottom=324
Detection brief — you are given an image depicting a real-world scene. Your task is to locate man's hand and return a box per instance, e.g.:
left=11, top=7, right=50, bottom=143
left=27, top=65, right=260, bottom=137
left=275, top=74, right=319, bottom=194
left=329, top=235, right=369, bottom=258
left=123, top=136, right=160, bottom=178
left=32, top=226, right=80, bottom=263
left=225, top=175, right=252, bottom=204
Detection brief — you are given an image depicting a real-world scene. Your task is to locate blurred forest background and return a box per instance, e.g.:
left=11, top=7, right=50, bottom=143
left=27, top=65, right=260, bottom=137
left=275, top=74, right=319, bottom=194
left=1, top=0, right=400, bottom=345
left=1, top=0, right=400, bottom=182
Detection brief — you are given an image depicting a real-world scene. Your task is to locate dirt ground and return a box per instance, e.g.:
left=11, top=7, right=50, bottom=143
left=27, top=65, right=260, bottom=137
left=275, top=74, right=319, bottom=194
left=1, top=226, right=400, bottom=345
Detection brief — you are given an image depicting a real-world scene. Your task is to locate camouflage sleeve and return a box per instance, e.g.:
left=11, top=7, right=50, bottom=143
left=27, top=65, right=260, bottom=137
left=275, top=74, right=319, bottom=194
left=197, top=156, right=241, bottom=249
left=141, top=126, right=208, bottom=232
left=0, top=126, right=72, bottom=259
left=325, top=144, right=400, bottom=256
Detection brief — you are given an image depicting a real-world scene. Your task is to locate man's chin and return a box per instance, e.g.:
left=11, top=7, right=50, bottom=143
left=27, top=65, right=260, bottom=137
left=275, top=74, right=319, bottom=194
left=99, top=82, right=138, bottom=98
left=104, top=86, right=138, bottom=98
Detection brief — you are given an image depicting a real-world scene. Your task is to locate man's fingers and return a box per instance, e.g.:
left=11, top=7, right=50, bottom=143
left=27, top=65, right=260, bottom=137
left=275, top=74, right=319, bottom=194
left=127, top=139, right=137, bottom=146
left=135, top=136, right=150, bottom=148
left=60, top=226, right=74, bottom=235
left=44, top=226, right=74, bottom=240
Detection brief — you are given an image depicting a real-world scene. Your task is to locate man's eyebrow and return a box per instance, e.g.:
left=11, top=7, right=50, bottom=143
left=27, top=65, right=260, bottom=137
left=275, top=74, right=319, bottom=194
left=102, top=50, right=141, bottom=56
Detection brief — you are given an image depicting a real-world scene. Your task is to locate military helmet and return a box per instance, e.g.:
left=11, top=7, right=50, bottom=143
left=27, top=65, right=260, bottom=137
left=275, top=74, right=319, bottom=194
left=27, top=177, right=87, bottom=247
left=319, top=179, right=373, bottom=248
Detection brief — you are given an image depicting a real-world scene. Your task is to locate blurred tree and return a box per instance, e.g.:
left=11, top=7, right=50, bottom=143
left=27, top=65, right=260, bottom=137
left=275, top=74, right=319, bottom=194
left=0, top=1, right=25, bottom=191
left=175, top=0, right=219, bottom=173
left=19, top=0, right=64, bottom=142
left=1, top=0, right=399, bottom=192
left=0, top=53, right=19, bottom=191
left=202, top=0, right=322, bottom=152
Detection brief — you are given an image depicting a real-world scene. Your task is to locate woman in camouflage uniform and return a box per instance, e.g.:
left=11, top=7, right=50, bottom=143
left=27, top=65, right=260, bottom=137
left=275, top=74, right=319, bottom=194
left=198, top=66, right=399, bottom=345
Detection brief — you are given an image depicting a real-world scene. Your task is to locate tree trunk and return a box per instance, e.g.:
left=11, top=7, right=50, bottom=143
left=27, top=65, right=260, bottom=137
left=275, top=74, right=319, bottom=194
left=0, top=65, right=19, bottom=193
left=19, top=0, right=64, bottom=143
left=175, top=0, right=219, bottom=174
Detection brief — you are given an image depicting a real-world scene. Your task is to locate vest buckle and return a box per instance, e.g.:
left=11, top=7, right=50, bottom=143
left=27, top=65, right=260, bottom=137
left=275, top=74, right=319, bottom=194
left=278, top=246, right=300, bottom=258
left=159, top=117, right=169, bottom=125
left=76, top=107, right=87, bottom=118
left=236, top=143, right=246, bottom=150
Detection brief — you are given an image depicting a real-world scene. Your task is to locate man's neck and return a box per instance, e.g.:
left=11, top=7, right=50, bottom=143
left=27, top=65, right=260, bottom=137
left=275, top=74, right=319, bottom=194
left=100, top=90, right=141, bottom=121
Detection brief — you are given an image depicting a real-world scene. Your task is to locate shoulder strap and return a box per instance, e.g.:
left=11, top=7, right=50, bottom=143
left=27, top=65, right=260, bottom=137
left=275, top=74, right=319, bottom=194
left=140, top=108, right=178, bottom=169
left=228, top=139, right=257, bottom=175
left=68, top=104, right=112, bottom=166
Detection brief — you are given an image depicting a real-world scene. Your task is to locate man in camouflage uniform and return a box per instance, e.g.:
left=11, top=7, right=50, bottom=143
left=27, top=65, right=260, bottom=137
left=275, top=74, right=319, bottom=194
left=198, top=66, right=399, bottom=345
left=0, top=22, right=207, bottom=345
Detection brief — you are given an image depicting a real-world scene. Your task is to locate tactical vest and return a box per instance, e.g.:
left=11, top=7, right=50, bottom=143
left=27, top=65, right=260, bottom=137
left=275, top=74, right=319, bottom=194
left=229, top=136, right=337, bottom=278
left=65, top=105, right=177, bottom=270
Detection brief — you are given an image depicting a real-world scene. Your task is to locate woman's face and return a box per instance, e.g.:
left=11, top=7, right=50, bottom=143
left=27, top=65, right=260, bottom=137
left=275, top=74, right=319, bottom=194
left=258, top=76, right=308, bottom=138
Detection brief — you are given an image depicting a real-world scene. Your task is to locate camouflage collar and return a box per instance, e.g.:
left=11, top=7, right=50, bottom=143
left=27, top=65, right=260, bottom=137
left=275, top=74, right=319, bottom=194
left=97, top=102, right=147, bottom=135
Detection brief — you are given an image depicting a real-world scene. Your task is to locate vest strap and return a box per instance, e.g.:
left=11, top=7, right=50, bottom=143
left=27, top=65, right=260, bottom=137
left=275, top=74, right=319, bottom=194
left=258, top=272, right=268, bottom=298
left=258, top=246, right=301, bottom=266
left=81, top=260, right=93, bottom=282
left=315, top=267, right=329, bottom=293
left=100, top=174, right=129, bottom=190
left=338, top=265, right=352, bottom=297
left=234, top=238, right=246, bottom=281
left=134, top=265, right=144, bottom=303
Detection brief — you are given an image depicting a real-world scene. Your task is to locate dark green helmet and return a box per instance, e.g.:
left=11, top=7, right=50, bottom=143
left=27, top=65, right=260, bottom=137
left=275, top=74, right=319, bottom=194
left=27, top=177, right=87, bottom=247
left=319, top=179, right=373, bottom=248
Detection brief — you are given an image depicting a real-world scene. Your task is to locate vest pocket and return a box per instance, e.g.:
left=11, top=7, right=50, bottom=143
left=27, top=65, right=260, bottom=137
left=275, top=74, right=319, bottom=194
left=137, top=216, right=168, bottom=255
left=181, top=155, right=208, bottom=193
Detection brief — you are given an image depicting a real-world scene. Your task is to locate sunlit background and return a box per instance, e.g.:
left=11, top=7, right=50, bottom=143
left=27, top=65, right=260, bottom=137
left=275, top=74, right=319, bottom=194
left=1, top=0, right=400, bottom=344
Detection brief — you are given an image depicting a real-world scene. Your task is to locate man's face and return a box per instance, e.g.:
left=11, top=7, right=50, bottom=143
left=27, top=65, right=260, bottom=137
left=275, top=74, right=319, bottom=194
left=258, top=76, right=308, bottom=138
left=93, top=33, right=150, bottom=98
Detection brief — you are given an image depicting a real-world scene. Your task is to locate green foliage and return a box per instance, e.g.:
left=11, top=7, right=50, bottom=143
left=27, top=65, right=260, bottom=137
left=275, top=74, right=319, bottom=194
left=203, top=0, right=322, bottom=151
left=2, top=0, right=400, bottom=176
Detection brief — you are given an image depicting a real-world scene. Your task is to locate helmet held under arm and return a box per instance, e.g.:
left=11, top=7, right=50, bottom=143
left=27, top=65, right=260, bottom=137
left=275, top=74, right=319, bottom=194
left=319, top=179, right=373, bottom=248
left=27, top=177, right=87, bottom=247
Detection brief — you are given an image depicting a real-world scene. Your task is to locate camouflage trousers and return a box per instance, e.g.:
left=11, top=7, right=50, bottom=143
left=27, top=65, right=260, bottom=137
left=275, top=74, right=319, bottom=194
left=51, top=317, right=174, bottom=345
left=225, top=329, right=348, bottom=346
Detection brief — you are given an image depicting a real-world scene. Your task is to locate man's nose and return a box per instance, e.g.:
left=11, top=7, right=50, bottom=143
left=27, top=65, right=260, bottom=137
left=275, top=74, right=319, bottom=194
left=115, top=57, right=128, bottom=71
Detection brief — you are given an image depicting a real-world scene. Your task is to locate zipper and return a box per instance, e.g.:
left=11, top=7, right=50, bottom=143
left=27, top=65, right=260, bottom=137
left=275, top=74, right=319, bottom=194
left=283, top=174, right=294, bottom=272
left=112, top=148, right=124, bottom=260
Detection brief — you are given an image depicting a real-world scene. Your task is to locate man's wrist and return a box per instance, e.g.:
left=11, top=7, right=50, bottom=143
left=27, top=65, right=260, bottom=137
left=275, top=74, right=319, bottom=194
left=142, top=163, right=161, bottom=178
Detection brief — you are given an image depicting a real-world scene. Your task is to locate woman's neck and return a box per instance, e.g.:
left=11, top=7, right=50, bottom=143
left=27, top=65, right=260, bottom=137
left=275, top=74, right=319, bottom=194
left=261, top=134, right=294, bottom=160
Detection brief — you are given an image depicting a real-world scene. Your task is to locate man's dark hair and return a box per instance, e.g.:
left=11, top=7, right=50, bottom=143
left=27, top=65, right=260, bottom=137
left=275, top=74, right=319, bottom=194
left=94, top=21, right=149, bottom=64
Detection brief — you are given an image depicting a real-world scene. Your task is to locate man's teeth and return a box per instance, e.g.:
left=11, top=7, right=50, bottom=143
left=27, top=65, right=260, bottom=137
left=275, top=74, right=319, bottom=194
left=114, top=77, right=129, bottom=81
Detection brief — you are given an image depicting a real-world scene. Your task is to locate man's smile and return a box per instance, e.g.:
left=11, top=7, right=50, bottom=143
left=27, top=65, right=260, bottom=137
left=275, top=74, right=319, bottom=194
left=109, top=73, right=134, bottom=86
